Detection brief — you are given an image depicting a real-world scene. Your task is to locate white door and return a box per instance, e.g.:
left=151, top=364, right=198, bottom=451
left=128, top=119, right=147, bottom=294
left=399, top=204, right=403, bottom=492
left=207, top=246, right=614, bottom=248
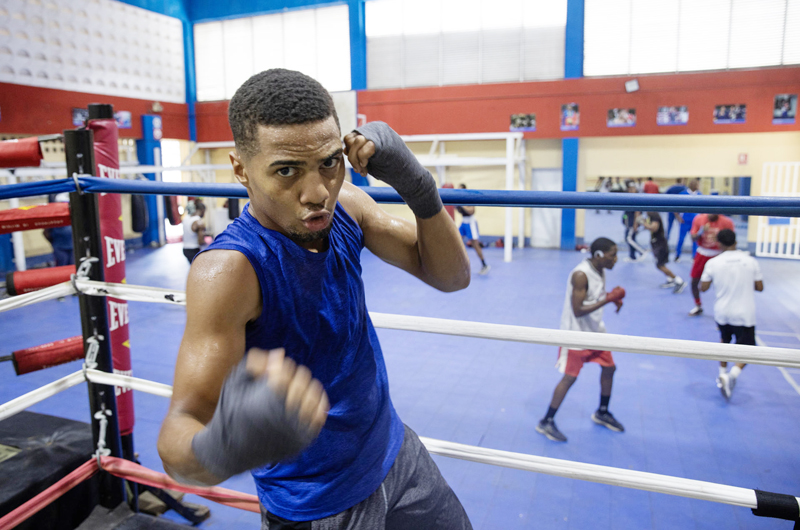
left=756, top=162, right=800, bottom=259
left=530, top=168, right=562, bottom=248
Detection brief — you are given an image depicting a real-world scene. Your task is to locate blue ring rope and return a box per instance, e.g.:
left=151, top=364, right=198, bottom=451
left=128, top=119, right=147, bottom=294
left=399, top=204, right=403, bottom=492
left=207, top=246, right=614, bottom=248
left=1, top=177, right=799, bottom=217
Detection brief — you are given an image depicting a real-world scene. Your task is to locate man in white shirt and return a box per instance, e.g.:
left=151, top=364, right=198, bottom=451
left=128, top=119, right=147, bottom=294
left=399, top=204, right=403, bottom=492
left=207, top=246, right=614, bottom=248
left=182, top=201, right=206, bottom=263
left=700, top=229, right=763, bottom=399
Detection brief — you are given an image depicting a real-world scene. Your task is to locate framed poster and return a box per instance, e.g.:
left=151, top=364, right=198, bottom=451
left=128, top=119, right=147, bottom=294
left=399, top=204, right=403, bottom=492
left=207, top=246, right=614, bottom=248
left=607, top=108, right=636, bottom=128
left=114, top=111, right=132, bottom=129
left=561, top=103, right=579, bottom=131
left=773, top=94, right=797, bottom=125
left=657, top=106, right=688, bottom=126
left=72, top=108, right=89, bottom=127
left=714, top=104, right=746, bottom=124
left=510, top=113, right=536, bottom=132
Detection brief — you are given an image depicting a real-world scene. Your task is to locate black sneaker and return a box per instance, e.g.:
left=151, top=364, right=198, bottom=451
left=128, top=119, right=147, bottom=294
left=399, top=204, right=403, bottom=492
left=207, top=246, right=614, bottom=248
left=536, top=418, right=567, bottom=442
left=591, top=410, right=625, bottom=432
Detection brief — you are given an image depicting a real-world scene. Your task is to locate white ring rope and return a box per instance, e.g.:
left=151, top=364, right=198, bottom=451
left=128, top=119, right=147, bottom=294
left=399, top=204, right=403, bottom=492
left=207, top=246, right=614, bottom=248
left=72, top=278, right=186, bottom=305
left=0, top=370, right=85, bottom=422
left=0, top=281, right=76, bottom=313
left=3, top=369, right=796, bottom=513
left=369, top=312, right=800, bottom=369
left=83, top=368, right=173, bottom=398
left=3, top=278, right=799, bottom=368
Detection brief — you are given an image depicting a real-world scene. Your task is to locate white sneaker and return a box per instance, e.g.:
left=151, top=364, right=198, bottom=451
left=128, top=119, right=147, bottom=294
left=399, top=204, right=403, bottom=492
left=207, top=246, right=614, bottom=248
left=673, top=280, right=687, bottom=294
left=660, top=280, right=676, bottom=289
left=688, top=305, right=703, bottom=316
left=479, top=264, right=491, bottom=275
left=717, top=373, right=731, bottom=399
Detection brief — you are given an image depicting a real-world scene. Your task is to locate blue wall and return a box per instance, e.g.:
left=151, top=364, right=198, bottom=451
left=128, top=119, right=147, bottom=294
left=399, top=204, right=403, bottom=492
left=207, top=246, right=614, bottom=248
left=560, top=0, right=584, bottom=248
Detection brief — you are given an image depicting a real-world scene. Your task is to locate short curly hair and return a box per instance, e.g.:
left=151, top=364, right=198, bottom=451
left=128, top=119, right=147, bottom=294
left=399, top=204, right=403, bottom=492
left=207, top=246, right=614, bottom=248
left=228, top=69, right=340, bottom=160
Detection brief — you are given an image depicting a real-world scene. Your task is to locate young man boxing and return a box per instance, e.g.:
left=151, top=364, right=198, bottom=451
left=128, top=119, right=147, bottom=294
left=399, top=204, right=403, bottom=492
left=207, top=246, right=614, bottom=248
left=536, top=237, right=626, bottom=443
left=158, top=69, right=473, bottom=529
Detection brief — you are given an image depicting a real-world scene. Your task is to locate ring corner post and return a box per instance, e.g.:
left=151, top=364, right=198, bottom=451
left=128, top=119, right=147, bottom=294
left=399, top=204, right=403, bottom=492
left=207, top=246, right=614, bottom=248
left=64, top=127, right=126, bottom=509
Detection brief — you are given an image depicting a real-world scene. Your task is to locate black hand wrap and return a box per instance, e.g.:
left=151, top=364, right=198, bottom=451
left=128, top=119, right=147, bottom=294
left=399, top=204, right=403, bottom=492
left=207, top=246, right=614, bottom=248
left=191, top=361, right=316, bottom=480
left=354, top=121, right=443, bottom=219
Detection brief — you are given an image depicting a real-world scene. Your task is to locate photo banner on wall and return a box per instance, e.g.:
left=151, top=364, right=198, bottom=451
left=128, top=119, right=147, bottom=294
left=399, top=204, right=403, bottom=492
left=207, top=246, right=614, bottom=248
left=607, top=108, right=636, bottom=128
left=714, top=104, right=746, bottom=124
left=510, top=113, right=536, bottom=132
left=561, top=103, right=579, bottom=131
left=657, top=106, right=688, bottom=126
left=774, top=94, right=797, bottom=125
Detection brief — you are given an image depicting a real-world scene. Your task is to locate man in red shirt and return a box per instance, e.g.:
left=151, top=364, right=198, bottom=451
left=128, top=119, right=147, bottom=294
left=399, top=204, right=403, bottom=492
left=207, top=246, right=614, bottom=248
left=688, top=213, right=736, bottom=316
left=643, top=177, right=660, bottom=194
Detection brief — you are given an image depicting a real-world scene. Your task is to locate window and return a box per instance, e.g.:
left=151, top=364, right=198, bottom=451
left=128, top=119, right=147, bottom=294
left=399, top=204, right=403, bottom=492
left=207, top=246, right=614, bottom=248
left=194, top=5, right=351, bottom=101
left=365, top=0, right=567, bottom=89
left=584, top=0, right=800, bottom=77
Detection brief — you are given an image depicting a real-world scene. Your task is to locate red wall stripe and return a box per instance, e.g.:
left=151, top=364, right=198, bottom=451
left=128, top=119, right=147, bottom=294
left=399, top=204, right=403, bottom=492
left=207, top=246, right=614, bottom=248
left=0, top=82, right=189, bottom=140
left=356, top=67, right=800, bottom=138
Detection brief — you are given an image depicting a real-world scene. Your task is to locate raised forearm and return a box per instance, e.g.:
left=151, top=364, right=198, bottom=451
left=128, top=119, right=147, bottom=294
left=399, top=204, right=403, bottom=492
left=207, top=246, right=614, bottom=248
left=158, top=411, right=224, bottom=486
left=416, top=209, right=470, bottom=292
left=573, top=299, right=608, bottom=317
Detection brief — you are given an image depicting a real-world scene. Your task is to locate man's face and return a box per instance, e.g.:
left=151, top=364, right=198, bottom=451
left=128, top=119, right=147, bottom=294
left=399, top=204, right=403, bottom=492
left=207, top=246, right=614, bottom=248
left=689, top=179, right=699, bottom=191
left=231, top=116, right=345, bottom=251
left=602, top=246, right=618, bottom=270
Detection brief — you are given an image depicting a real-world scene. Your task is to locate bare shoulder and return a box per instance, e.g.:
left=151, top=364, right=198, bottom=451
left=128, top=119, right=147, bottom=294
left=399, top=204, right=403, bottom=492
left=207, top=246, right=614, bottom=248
left=337, top=180, right=375, bottom=227
left=571, top=270, right=588, bottom=288
left=187, top=249, right=261, bottom=324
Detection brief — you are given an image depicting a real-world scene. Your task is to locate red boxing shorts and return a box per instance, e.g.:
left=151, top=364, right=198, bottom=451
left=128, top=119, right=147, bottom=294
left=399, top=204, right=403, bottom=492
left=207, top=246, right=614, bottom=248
left=690, top=253, right=716, bottom=279
left=557, top=348, right=615, bottom=377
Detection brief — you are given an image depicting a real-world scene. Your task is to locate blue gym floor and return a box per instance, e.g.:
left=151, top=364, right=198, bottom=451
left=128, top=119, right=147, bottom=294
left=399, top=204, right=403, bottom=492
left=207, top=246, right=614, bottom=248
left=2, top=210, right=799, bottom=529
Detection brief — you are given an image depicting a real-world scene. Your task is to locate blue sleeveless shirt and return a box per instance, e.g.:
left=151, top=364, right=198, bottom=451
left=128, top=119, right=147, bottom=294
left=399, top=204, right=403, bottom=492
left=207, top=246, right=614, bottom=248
left=201, top=202, right=404, bottom=521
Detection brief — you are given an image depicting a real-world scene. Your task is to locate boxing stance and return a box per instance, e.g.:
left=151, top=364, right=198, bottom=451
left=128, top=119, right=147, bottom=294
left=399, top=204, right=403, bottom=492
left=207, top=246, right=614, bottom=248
left=158, top=69, right=472, bottom=529
left=640, top=212, right=686, bottom=293
left=700, top=229, right=763, bottom=400
left=456, top=184, right=490, bottom=275
left=688, top=213, right=735, bottom=316
left=537, top=238, right=626, bottom=442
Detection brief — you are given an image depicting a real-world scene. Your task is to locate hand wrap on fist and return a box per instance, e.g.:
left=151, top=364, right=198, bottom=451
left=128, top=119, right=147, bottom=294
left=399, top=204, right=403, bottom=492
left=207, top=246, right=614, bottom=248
left=606, top=286, right=626, bottom=303
left=606, top=286, right=625, bottom=302
left=606, top=286, right=626, bottom=312
left=351, top=122, right=443, bottom=219
left=192, top=352, right=327, bottom=481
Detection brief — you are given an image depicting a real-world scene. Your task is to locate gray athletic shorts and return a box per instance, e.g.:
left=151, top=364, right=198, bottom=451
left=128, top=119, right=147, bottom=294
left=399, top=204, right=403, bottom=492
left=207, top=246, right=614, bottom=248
left=261, top=425, right=472, bottom=530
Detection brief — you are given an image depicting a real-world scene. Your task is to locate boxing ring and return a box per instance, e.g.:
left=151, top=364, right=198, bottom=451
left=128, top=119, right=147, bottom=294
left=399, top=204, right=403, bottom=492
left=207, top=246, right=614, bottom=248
left=1, top=134, right=800, bottom=528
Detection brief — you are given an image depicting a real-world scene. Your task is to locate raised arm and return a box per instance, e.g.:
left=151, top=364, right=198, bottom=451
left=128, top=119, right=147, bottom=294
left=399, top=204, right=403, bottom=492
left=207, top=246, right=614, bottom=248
left=343, top=122, right=470, bottom=292
left=158, top=250, right=329, bottom=485
left=640, top=216, right=659, bottom=233
left=571, top=271, right=614, bottom=317
left=157, top=250, right=261, bottom=484
left=338, top=181, right=469, bottom=292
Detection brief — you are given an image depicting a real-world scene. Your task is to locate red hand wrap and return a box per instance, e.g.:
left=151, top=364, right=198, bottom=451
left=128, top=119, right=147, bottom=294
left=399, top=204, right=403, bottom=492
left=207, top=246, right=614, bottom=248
left=606, top=286, right=626, bottom=303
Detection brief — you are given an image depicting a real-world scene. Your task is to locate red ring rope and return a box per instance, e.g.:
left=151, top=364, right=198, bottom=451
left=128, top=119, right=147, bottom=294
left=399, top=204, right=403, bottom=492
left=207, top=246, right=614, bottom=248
left=0, top=456, right=259, bottom=530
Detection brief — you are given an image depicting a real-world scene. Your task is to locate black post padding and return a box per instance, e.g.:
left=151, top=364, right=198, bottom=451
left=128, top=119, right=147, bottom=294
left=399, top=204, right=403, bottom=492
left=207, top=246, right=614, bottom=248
left=88, top=103, right=114, bottom=120
left=228, top=198, right=239, bottom=220
left=6, top=270, right=16, bottom=296
left=752, top=489, right=800, bottom=522
left=65, top=127, right=125, bottom=509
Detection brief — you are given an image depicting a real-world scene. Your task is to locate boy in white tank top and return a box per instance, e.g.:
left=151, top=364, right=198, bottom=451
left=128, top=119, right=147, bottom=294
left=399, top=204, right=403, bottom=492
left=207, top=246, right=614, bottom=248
left=182, top=201, right=206, bottom=263
left=536, top=238, right=627, bottom=443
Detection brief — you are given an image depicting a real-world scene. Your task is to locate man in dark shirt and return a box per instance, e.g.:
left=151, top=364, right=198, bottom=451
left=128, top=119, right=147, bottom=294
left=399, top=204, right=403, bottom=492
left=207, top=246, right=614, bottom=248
left=664, top=178, right=686, bottom=241
left=622, top=182, right=647, bottom=262
left=641, top=212, right=685, bottom=293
